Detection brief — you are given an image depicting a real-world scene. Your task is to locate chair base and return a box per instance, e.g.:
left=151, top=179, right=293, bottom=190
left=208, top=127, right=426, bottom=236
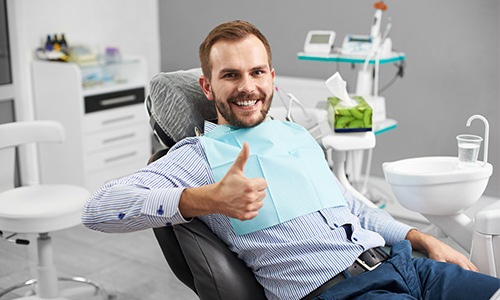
left=0, top=276, right=112, bottom=300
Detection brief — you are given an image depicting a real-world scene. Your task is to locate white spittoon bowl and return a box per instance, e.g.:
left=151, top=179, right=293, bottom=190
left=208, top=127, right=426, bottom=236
left=383, top=156, right=493, bottom=215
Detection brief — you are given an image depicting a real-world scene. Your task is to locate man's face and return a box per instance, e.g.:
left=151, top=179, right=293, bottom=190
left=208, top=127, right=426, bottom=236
left=199, top=35, right=275, bottom=128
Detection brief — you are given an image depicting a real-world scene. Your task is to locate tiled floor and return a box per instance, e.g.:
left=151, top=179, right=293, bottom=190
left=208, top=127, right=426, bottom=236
left=0, top=225, right=197, bottom=300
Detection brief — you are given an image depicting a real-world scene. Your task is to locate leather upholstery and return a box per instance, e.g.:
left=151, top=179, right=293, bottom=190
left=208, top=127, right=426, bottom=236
left=153, top=218, right=266, bottom=300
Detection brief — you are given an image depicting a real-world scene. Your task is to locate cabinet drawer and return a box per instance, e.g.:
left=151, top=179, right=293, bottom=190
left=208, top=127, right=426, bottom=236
left=85, top=87, right=145, bottom=113
left=84, top=122, right=149, bottom=153
left=84, top=141, right=151, bottom=172
left=83, top=104, right=147, bottom=133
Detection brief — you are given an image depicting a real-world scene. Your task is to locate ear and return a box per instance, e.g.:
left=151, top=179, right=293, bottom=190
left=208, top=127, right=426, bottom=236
left=199, top=76, right=214, bottom=100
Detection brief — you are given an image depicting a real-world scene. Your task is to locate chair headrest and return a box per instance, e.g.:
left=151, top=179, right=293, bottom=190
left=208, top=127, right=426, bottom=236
left=148, top=68, right=217, bottom=148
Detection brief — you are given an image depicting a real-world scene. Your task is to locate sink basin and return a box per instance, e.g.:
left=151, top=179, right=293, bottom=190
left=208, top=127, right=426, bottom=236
left=383, top=156, right=493, bottom=215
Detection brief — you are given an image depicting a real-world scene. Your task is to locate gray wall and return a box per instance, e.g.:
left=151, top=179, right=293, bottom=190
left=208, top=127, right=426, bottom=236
left=159, top=0, right=500, bottom=197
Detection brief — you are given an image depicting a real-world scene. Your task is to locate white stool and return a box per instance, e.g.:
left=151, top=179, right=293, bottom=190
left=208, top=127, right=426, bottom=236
left=0, top=121, right=109, bottom=299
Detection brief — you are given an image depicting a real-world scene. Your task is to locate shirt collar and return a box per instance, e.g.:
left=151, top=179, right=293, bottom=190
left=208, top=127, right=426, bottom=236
left=203, top=120, right=218, bottom=134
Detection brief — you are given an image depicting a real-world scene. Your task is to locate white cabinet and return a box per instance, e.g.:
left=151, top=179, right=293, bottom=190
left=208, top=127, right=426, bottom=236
left=32, top=57, right=152, bottom=192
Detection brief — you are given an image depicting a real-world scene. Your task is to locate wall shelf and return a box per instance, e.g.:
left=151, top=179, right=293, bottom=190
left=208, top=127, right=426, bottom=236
left=297, top=51, right=406, bottom=64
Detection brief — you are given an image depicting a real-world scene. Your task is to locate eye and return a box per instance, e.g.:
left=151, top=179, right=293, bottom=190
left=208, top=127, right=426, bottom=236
left=222, top=72, right=238, bottom=79
left=253, top=69, right=265, bottom=76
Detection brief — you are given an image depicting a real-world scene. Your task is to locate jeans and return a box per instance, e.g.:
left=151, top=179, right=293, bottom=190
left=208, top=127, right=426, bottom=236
left=314, top=240, right=500, bottom=300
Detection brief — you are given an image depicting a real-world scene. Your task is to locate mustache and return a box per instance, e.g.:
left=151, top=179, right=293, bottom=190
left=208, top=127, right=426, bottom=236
left=228, top=92, right=265, bottom=103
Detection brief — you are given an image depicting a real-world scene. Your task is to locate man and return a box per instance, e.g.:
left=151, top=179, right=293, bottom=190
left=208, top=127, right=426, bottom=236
left=83, top=20, right=500, bottom=299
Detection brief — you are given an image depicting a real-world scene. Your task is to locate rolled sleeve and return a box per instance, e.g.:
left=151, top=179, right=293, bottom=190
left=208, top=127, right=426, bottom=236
left=376, top=216, right=414, bottom=246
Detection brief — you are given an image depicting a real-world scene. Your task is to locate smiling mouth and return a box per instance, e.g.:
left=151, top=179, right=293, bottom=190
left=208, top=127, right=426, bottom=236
left=235, top=100, right=258, bottom=107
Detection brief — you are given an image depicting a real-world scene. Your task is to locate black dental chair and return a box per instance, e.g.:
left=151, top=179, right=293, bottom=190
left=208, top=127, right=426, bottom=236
left=145, top=69, right=430, bottom=300
left=146, top=68, right=267, bottom=300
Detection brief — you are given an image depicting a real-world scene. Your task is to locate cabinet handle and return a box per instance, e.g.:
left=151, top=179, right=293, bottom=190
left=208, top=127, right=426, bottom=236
left=102, top=133, right=136, bottom=144
left=100, top=95, right=137, bottom=106
left=102, top=115, right=135, bottom=125
left=104, top=151, right=137, bottom=163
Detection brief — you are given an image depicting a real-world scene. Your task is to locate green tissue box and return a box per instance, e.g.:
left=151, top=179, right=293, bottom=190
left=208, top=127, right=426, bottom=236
left=327, top=96, right=373, bottom=132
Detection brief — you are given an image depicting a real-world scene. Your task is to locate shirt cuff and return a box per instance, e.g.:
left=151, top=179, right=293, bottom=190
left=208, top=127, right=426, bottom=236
left=142, top=187, right=191, bottom=228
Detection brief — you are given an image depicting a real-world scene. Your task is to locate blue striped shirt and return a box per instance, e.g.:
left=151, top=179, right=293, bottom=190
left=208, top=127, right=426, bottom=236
left=82, top=122, right=413, bottom=300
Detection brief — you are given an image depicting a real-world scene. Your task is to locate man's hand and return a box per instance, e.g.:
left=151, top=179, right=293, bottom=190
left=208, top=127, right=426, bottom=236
left=214, top=142, right=268, bottom=220
left=179, top=142, right=267, bottom=220
left=406, top=229, right=478, bottom=271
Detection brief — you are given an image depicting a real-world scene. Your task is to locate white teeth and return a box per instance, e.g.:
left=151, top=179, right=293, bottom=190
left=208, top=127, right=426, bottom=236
left=235, top=100, right=257, bottom=106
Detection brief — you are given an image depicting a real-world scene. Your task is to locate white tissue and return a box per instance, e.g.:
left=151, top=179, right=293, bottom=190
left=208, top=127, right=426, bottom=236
left=325, top=72, right=357, bottom=107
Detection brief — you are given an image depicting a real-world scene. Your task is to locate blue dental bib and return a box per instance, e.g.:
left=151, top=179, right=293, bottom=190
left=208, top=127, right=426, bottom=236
left=199, top=120, right=346, bottom=235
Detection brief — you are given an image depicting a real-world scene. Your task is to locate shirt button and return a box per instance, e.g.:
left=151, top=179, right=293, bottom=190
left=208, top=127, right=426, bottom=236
left=353, top=237, right=358, bottom=242
left=333, top=223, right=339, bottom=228
left=157, top=205, right=165, bottom=215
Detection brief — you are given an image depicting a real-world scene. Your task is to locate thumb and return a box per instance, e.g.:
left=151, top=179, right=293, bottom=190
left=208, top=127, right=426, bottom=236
left=230, top=142, right=250, bottom=173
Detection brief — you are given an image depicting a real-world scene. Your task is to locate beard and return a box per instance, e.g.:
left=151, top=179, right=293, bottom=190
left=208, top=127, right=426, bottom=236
left=213, top=89, right=273, bottom=128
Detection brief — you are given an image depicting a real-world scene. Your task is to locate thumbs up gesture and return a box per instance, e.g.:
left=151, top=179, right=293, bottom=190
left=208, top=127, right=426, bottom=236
left=215, top=142, right=267, bottom=220
left=179, top=142, right=267, bottom=220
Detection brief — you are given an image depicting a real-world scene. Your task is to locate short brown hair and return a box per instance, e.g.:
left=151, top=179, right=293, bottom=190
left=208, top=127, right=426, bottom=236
left=199, top=20, right=272, bottom=81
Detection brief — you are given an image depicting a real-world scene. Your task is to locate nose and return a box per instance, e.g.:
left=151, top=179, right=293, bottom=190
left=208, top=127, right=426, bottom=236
left=237, top=74, right=255, bottom=94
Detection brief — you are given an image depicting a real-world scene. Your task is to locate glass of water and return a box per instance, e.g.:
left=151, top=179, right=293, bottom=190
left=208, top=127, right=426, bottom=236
left=457, top=134, right=483, bottom=167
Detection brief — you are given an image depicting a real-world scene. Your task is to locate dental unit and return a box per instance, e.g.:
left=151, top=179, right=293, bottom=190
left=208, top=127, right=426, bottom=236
left=383, top=115, right=499, bottom=277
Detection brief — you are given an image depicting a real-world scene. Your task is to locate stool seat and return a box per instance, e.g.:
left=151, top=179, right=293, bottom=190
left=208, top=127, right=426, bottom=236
left=0, top=184, right=89, bottom=233
left=0, top=120, right=108, bottom=299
